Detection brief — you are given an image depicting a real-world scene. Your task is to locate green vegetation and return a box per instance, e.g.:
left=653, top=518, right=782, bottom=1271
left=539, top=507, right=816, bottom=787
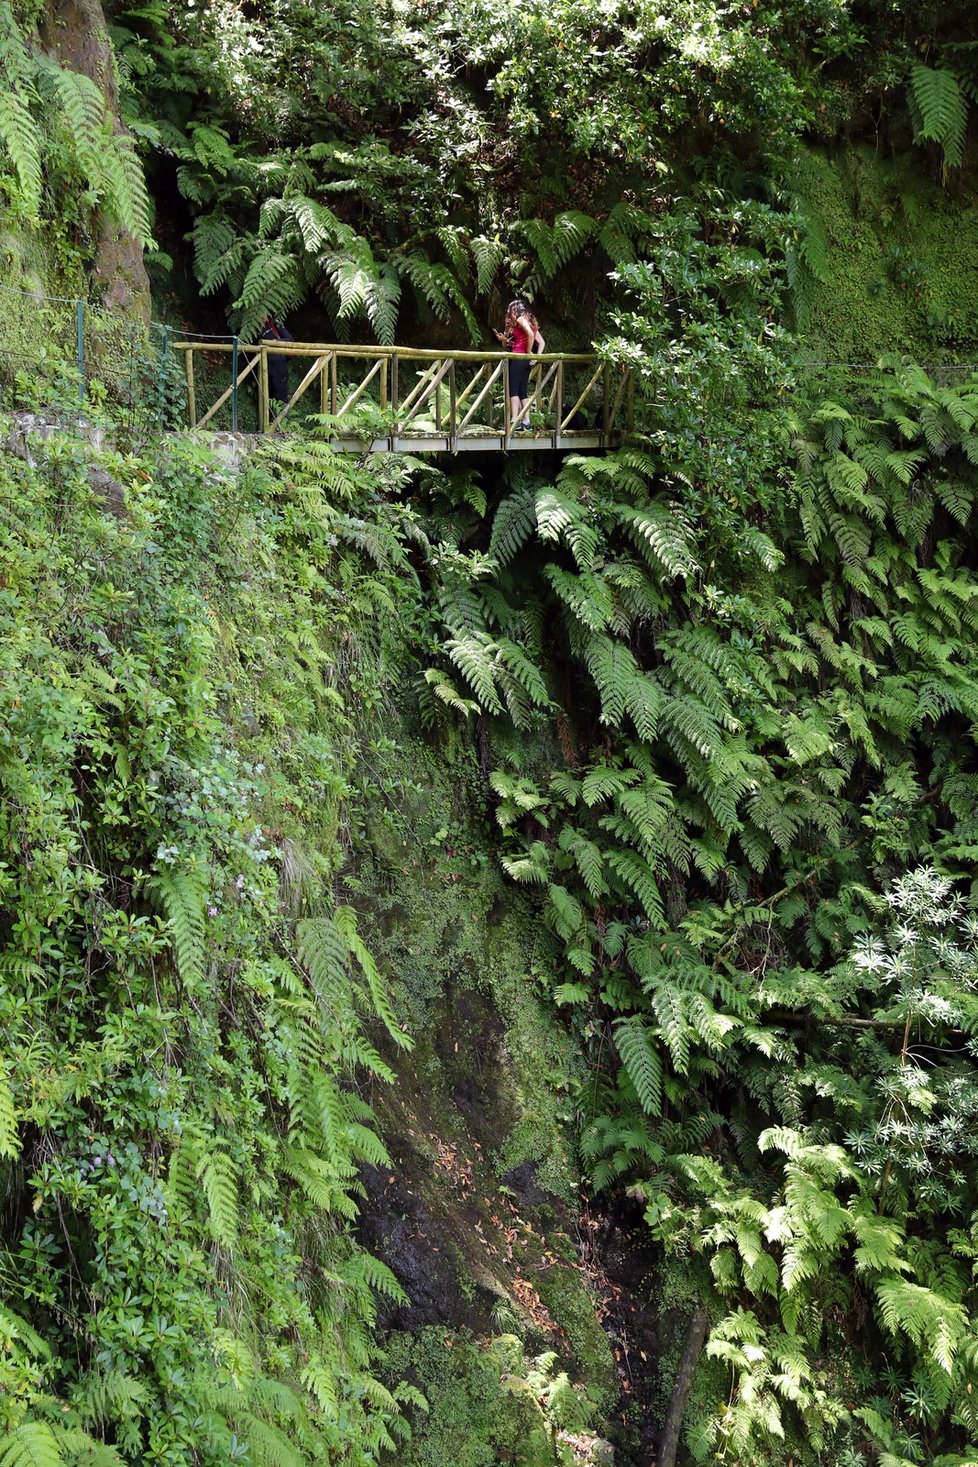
left=5, top=1, right=978, bottom=1466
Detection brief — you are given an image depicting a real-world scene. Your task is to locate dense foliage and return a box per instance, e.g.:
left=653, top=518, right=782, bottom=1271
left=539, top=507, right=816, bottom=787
left=0, top=431, right=431, bottom=1467
left=418, top=359, right=978, bottom=1463
left=5, top=1, right=978, bottom=1466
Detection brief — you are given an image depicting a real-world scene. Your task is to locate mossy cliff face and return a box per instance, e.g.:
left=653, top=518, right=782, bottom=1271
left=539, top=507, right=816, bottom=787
left=795, top=145, right=978, bottom=364
left=350, top=728, right=665, bottom=1463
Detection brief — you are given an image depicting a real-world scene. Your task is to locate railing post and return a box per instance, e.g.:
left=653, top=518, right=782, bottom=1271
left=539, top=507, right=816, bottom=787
left=330, top=352, right=338, bottom=417
left=448, top=359, right=456, bottom=449
left=320, top=353, right=328, bottom=417
left=380, top=355, right=388, bottom=411
left=627, top=370, right=634, bottom=434
left=259, top=346, right=269, bottom=433
left=503, top=355, right=511, bottom=440
left=556, top=360, right=563, bottom=440
left=391, top=352, right=399, bottom=442
left=76, top=300, right=85, bottom=407
left=231, top=335, right=239, bottom=431
left=185, top=346, right=196, bottom=428
left=602, top=361, right=610, bottom=438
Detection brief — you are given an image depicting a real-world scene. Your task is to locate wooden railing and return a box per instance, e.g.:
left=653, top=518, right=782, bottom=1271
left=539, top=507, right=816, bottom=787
left=172, top=341, right=633, bottom=452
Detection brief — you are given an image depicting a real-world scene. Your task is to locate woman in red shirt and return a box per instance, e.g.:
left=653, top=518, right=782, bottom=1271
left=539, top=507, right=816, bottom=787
left=495, top=299, right=545, bottom=431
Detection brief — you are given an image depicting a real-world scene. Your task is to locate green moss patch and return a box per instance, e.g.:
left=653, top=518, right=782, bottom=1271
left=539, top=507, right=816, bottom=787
left=794, top=145, right=978, bottom=365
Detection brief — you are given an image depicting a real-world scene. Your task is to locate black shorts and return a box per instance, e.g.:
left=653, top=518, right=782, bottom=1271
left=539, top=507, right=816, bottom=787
left=508, top=356, right=531, bottom=398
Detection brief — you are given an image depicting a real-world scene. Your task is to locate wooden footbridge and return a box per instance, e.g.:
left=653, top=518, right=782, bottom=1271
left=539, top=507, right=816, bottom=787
left=173, top=340, right=634, bottom=452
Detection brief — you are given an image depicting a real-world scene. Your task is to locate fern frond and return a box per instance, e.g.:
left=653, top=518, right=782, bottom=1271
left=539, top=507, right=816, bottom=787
left=0, top=84, right=41, bottom=210
left=469, top=234, right=504, bottom=295
left=150, top=866, right=206, bottom=989
left=614, top=1017, right=663, bottom=1115
left=335, top=905, right=412, bottom=1051
left=196, top=1148, right=239, bottom=1244
left=489, top=488, right=536, bottom=565
left=235, top=248, right=305, bottom=340
left=617, top=503, right=697, bottom=580
left=0, top=1423, right=63, bottom=1467
left=0, top=1057, right=20, bottom=1159
left=909, top=64, right=969, bottom=170
left=98, top=129, right=153, bottom=245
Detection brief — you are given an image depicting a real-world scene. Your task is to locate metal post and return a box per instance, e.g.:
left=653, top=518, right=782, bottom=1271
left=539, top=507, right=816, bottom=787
left=231, top=335, right=239, bottom=431
left=76, top=300, right=85, bottom=406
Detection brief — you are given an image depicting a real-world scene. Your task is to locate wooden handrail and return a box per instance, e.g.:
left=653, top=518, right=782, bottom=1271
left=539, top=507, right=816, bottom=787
left=171, top=341, right=604, bottom=365
left=173, top=338, right=633, bottom=445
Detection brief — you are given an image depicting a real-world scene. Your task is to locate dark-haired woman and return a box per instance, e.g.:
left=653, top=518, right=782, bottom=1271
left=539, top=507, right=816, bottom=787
left=495, top=299, right=545, bottom=431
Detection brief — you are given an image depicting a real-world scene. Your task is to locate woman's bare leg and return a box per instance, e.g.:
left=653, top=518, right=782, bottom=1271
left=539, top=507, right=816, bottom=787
left=509, top=394, right=522, bottom=427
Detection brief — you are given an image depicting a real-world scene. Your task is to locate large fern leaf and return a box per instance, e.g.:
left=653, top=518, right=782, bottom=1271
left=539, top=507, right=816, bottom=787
left=613, top=1017, right=663, bottom=1115
left=909, top=64, right=969, bottom=170
left=0, top=85, right=41, bottom=210
left=0, top=1058, right=20, bottom=1159
left=0, top=1423, right=63, bottom=1467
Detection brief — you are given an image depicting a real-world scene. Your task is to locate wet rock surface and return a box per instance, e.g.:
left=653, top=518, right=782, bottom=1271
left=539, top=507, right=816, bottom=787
left=357, top=983, right=668, bottom=1466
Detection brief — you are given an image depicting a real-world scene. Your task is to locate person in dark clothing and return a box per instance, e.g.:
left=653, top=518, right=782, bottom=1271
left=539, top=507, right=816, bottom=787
left=261, top=317, right=295, bottom=404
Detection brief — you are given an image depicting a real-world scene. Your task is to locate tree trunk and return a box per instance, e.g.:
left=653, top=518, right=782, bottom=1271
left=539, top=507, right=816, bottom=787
left=40, top=0, right=151, bottom=319
left=657, top=1303, right=709, bottom=1467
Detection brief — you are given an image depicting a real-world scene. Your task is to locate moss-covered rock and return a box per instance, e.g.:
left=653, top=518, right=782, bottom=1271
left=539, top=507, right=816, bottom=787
left=795, top=145, right=978, bottom=365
